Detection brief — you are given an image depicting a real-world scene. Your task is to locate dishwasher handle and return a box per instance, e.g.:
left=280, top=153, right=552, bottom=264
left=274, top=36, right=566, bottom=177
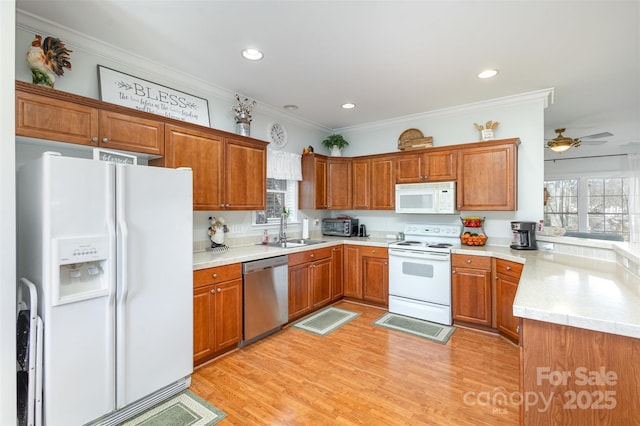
left=243, top=255, right=288, bottom=274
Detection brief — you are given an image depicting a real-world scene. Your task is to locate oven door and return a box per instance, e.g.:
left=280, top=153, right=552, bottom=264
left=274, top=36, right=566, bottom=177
left=388, top=248, right=451, bottom=305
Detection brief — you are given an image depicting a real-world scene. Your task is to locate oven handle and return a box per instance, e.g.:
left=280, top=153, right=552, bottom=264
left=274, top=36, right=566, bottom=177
left=389, top=249, right=450, bottom=261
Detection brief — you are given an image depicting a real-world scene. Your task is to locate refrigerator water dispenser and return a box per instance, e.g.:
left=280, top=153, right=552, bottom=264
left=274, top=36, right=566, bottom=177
left=54, top=236, right=110, bottom=305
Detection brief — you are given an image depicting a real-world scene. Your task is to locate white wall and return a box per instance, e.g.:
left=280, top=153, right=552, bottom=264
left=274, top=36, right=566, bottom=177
left=1, top=1, right=16, bottom=423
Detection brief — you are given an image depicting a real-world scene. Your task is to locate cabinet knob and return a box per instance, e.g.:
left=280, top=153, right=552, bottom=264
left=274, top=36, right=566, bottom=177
left=102, top=138, right=108, bottom=143
left=466, top=259, right=472, bottom=264
left=220, top=204, right=225, bottom=208
left=92, top=136, right=98, bottom=143
left=506, top=266, right=511, bottom=271
left=217, top=288, right=222, bottom=292
left=372, top=250, right=377, bottom=254
left=452, top=270, right=456, bottom=274
left=210, top=289, right=215, bottom=294
left=310, top=253, right=314, bottom=258
left=225, top=204, right=230, bottom=208
left=384, top=262, right=388, bottom=265
left=212, top=273, right=218, bottom=279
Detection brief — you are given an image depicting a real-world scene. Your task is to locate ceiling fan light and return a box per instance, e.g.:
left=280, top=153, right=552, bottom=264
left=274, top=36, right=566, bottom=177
left=549, top=141, right=573, bottom=152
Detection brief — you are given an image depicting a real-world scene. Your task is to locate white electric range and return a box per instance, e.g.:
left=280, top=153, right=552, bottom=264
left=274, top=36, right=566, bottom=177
left=388, top=223, right=461, bottom=325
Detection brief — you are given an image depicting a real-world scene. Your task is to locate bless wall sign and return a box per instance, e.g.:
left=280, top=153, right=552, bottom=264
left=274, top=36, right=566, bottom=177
left=98, top=65, right=210, bottom=127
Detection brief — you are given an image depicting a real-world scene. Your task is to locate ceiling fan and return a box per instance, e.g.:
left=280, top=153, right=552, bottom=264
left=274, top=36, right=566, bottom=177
left=546, top=128, right=613, bottom=153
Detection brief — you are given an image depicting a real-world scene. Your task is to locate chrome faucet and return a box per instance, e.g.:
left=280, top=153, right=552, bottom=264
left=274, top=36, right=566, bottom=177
left=278, top=211, right=287, bottom=247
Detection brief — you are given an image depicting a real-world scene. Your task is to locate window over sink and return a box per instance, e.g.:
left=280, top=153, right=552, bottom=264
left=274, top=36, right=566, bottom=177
left=254, top=178, right=298, bottom=225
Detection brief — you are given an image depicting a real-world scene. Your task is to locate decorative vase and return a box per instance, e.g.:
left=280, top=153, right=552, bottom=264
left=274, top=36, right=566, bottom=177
left=235, top=113, right=251, bottom=137
left=330, top=145, right=342, bottom=156
left=481, top=129, right=494, bottom=141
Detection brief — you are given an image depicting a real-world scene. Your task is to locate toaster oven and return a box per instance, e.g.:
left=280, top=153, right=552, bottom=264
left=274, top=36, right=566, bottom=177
left=322, top=218, right=359, bottom=237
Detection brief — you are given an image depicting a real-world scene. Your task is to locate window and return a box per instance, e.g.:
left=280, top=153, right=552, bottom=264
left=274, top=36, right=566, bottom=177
left=587, top=178, right=628, bottom=236
left=544, top=179, right=578, bottom=231
left=254, top=178, right=298, bottom=225
left=544, top=177, right=630, bottom=240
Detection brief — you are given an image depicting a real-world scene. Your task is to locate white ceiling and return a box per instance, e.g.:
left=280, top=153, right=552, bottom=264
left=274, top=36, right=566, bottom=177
left=16, top=0, right=640, bottom=159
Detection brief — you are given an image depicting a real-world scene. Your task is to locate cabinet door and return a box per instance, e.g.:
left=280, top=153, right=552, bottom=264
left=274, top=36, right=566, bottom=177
left=496, top=273, right=520, bottom=342
left=299, top=155, right=327, bottom=209
left=424, top=150, right=457, bottom=181
left=288, top=263, right=313, bottom=321
left=362, top=256, right=389, bottom=305
left=395, top=154, right=424, bottom=183
left=98, top=110, right=164, bottom=156
left=370, top=156, right=396, bottom=210
left=311, top=257, right=332, bottom=308
left=451, top=266, right=492, bottom=326
left=327, top=159, right=352, bottom=209
left=16, top=90, right=98, bottom=146
left=213, top=278, right=242, bottom=351
left=331, top=246, right=344, bottom=301
left=352, top=159, right=371, bottom=209
left=193, top=284, right=215, bottom=364
left=343, top=245, right=362, bottom=298
left=224, top=137, right=266, bottom=210
left=159, top=124, right=224, bottom=210
left=457, top=142, right=517, bottom=211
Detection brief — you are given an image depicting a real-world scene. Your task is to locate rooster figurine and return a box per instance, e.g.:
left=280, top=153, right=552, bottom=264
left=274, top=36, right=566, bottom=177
left=27, top=34, right=72, bottom=88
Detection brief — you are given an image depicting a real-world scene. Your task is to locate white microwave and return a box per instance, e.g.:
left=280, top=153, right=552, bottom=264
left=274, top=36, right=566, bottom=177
left=395, top=181, right=457, bottom=214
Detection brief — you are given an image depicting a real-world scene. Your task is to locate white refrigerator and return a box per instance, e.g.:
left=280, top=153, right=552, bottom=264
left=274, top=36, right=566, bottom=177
left=17, top=152, right=193, bottom=425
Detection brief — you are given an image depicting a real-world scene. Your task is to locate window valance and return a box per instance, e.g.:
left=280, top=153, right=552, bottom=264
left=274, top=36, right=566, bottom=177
left=267, top=149, right=302, bottom=181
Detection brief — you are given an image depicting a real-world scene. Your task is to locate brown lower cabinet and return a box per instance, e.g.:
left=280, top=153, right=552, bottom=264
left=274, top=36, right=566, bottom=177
left=193, top=264, right=242, bottom=366
left=452, top=254, right=492, bottom=327
left=343, top=245, right=389, bottom=306
left=288, top=247, right=333, bottom=321
left=495, top=258, right=524, bottom=342
left=331, top=246, right=344, bottom=301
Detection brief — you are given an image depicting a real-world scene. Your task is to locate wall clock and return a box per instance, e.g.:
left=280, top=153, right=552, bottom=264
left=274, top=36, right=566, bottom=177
left=267, top=122, right=288, bottom=149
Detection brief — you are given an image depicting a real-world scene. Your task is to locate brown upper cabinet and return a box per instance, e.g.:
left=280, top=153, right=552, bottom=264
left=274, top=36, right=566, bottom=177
left=395, top=149, right=457, bottom=183
left=152, top=124, right=266, bottom=210
left=299, top=154, right=352, bottom=210
left=352, top=158, right=371, bottom=209
left=456, top=139, right=519, bottom=211
left=16, top=81, right=164, bottom=156
left=370, top=155, right=396, bottom=210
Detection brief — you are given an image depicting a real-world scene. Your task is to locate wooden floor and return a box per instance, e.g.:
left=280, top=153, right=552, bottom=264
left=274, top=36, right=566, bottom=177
left=190, top=301, right=520, bottom=425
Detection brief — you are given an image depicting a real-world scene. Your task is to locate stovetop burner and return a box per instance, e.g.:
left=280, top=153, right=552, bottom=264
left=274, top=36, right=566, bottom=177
left=389, top=223, right=462, bottom=252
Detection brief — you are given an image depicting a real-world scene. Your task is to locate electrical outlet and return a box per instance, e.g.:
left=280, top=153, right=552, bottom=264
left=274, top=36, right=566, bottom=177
left=231, top=225, right=242, bottom=233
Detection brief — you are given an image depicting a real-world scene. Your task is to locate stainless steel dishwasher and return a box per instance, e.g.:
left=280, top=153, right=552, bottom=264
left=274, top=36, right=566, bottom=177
left=241, top=255, right=288, bottom=346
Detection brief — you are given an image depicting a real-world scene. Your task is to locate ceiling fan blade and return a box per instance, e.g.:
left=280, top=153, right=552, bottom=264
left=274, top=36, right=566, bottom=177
left=579, top=140, right=607, bottom=145
left=578, top=132, right=613, bottom=140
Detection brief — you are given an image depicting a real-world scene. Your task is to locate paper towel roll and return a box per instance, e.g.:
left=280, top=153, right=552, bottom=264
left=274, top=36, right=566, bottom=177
left=302, top=218, right=310, bottom=239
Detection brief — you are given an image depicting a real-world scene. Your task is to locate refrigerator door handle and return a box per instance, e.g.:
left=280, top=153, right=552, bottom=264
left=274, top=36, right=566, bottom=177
left=115, top=165, right=129, bottom=408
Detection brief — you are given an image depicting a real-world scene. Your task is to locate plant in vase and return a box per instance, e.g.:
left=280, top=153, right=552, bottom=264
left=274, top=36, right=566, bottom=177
left=321, top=134, right=349, bottom=156
left=232, top=94, right=256, bottom=136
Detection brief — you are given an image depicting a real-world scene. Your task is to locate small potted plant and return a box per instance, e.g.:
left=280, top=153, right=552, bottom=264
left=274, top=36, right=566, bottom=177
left=321, top=134, right=349, bottom=156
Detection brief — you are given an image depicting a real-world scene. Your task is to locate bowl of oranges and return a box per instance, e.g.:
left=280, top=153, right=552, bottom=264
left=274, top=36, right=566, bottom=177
left=460, top=232, right=487, bottom=246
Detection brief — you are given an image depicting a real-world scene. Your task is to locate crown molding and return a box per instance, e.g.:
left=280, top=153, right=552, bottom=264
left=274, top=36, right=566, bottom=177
left=333, top=88, right=555, bottom=133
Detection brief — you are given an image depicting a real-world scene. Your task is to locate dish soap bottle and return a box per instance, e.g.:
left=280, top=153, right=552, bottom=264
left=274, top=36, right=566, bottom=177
left=262, top=229, right=269, bottom=245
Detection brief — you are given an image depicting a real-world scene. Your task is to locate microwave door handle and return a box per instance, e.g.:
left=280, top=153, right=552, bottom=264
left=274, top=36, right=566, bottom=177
left=389, top=249, right=450, bottom=261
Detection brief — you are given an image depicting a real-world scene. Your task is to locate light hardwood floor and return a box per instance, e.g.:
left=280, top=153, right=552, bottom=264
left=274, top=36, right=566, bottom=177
left=191, top=301, right=520, bottom=425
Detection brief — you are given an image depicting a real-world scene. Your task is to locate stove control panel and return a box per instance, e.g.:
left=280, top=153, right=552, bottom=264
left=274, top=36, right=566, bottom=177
left=403, top=224, right=461, bottom=237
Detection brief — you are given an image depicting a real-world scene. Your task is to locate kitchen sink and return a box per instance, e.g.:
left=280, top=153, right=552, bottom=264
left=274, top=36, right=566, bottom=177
left=261, top=239, right=327, bottom=248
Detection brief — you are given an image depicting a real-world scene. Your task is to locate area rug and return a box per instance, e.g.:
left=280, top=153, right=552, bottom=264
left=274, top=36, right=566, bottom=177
left=121, top=390, right=226, bottom=426
left=373, top=313, right=456, bottom=344
left=292, top=306, right=360, bottom=336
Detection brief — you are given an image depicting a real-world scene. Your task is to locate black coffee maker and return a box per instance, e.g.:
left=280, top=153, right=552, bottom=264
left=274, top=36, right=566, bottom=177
left=510, top=221, right=537, bottom=250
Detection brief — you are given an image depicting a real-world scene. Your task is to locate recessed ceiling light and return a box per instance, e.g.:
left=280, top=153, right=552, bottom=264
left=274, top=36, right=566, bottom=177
left=341, top=103, right=356, bottom=109
left=242, top=48, right=263, bottom=61
left=283, top=104, right=298, bottom=110
left=477, top=69, right=499, bottom=79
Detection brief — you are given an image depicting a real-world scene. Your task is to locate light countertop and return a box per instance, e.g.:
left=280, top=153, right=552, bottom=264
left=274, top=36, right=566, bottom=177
left=193, top=237, right=640, bottom=339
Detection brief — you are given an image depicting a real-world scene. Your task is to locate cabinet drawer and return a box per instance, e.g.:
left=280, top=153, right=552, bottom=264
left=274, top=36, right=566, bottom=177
left=360, top=246, right=388, bottom=259
left=194, top=263, right=242, bottom=288
left=495, top=259, right=523, bottom=279
left=452, top=254, right=491, bottom=270
left=288, top=247, right=333, bottom=267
